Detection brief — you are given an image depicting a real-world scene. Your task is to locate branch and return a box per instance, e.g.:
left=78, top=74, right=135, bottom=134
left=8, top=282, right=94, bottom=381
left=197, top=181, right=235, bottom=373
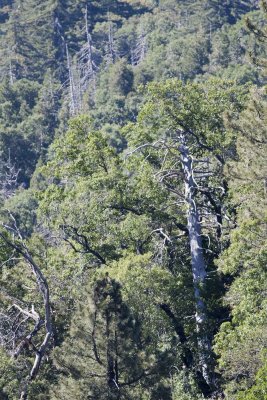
left=109, top=204, right=142, bottom=216
left=151, top=228, right=172, bottom=243
left=173, top=222, right=189, bottom=235
left=0, top=228, right=53, bottom=387
left=126, top=139, right=165, bottom=157
left=61, top=224, right=106, bottom=264
left=119, top=371, right=150, bottom=387
left=158, top=303, right=193, bottom=368
left=9, top=304, right=39, bottom=322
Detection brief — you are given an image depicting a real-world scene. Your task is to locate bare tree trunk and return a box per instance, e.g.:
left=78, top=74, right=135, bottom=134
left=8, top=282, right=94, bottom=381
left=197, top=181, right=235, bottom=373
left=106, top=310, right=120, bottom=399
left=82, top=6, right=98, bottom=101
left=66, top=44, right=76, bottom=115
left=106, top=14, right=116, bottom=65
left=179, top=139, right=213, bottom=388
left=131, top=26, right=147, bottom=66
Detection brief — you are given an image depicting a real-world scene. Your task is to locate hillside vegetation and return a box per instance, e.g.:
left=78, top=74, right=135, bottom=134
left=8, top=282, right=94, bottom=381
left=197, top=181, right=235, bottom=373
left=0, top=1, right=266, bottom=399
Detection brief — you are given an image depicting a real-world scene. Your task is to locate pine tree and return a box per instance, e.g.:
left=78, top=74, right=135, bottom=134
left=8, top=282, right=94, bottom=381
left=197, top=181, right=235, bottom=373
left=51, top=276, right=150, bottom=400
left=214, top=88, right=267, bottom=399
left=214, top=4, right=267, bottom=397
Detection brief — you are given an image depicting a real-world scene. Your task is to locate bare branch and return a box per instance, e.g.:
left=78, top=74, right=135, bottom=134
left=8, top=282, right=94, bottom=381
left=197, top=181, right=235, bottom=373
left=0, top=223, right=53, bottom=397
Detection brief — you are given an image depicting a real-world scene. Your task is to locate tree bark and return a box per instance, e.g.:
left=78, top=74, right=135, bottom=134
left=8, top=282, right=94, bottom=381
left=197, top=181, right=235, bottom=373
left=179, top=140, right=213, bottom=389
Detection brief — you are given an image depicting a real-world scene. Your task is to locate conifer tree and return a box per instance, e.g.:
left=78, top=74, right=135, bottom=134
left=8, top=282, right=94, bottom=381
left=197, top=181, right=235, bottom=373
left=214, top=4, right=267, bottom=397
left=51, top=275, right=151, bottom=400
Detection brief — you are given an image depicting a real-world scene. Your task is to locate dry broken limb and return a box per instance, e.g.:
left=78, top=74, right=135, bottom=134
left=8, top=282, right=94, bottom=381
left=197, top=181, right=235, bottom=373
left=0, top=218, right=53, bottom=400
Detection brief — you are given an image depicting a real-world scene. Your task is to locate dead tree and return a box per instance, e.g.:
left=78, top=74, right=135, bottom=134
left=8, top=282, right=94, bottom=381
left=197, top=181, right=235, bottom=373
left=104, top=14, right=118, bottom=66
left=131, top=26, right=148, bottom=66
left=65, top=7, right=100, bottom=114
left=76, top=6, right=99, bottom=101
left=83, top=5, right=97, bottom=92
left=0, top=150, right=20, bottom=199
left=108, top=19, right=116, bottom=64
left=0, top=218, right=53, bottom=400
left=66, top=43, right=82, bottom=115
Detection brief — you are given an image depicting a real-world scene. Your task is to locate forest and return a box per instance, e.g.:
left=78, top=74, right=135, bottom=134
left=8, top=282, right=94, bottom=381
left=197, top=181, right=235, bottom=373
left=0, top=0, right=266, bottom=399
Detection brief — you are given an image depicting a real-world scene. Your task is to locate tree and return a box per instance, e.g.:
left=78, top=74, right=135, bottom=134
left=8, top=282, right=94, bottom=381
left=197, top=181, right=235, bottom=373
left=51, top=275, right=153, bottom=400
left=0, top=1, right=264, bottom=397
left=214, top=3, right=267, bottom=396
left=214, top=89, right=267, bottom=399
left=125, top=78, right=247, bottom=395
left=0, top=220, right=53, bottom=399
left=38, top=115, right=203, bottom=396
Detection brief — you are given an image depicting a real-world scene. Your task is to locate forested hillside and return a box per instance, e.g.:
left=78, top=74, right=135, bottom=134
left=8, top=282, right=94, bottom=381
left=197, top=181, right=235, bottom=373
left=0, top=1, right=266, bottom=399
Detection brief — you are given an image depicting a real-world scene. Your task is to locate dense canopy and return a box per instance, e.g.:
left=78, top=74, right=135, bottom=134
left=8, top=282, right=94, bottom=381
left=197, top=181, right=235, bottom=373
left=0, top=1, right=266, bottom=399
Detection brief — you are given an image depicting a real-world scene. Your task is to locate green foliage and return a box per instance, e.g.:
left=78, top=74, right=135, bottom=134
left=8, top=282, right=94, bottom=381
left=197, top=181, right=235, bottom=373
left=0, top=348, right=20, bottom=399
left=214, top=89, right=267, bottom=397
left=205, top=11, right=265, bottom=84
left=171, top=371, right=204, bottom=400
left=127, top=78, right=247, bottom=154
left=103, top=253, right=194, bottom=344
left=236, top=357, right=267, bottom=400
left=51, top=276, right=158, bottom=400
left=0, top=1, right=266, bottom=399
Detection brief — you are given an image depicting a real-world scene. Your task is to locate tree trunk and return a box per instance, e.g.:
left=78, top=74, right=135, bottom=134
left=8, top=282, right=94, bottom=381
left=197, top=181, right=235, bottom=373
left=179, top=140, right=213, bottom=389
left=106, top=310, right=120, bottom=399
